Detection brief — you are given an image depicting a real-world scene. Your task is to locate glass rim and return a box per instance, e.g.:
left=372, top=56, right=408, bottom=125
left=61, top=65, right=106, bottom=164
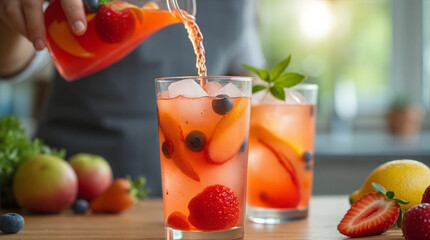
left=291, top=83, right=318, bottom=91
left=154, top=76, right=252, bottom=83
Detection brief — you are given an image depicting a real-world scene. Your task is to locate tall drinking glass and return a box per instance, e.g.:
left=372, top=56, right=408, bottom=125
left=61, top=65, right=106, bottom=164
left=155, top=76, right=251, bottom=239
left=246, top=84, right=318, bottom=223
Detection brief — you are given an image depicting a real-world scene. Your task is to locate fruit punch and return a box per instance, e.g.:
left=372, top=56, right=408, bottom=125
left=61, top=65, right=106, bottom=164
left=157, top=95, right=250, bottom=231
left=247, top=103, right=316, bottom=211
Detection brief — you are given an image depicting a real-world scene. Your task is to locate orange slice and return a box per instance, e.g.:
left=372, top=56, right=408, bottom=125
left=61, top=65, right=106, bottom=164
left=111, top=1, right=144, bottom=23
left=206, top=98, right=249, bottom=164
left=158, top=112, right=200, bottom=182
left=48, top=20, right=94, bottom=58
left=143, top=2, right=160, bottom=10
left=250, top=125, right=302, bottom=208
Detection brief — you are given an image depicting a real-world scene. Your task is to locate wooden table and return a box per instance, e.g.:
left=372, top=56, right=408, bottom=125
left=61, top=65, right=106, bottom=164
left=0, top=196, right=403, bottom=240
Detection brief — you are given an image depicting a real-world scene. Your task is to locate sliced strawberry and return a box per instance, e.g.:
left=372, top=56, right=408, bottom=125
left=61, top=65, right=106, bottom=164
left=338, top=191, right=400, bottom=237
left=158, top=112, right=200, bottom=182
left=167, top=211, right=191, bottom=230
left=188, top=185, right=239, bottom=230
left=250, top=125, right=301, bottom=208
left=205, top=98, right=250, bottom=164
left=95, top=1, right=143, bottom=43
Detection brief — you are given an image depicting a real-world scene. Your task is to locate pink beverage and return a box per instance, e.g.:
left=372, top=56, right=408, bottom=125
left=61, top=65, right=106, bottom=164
left=247, top=84, right=318, bottom=223
left=155, top=77, right=251, bottom=239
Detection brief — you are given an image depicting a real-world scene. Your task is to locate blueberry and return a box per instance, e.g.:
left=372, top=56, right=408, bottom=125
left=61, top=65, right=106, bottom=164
left=162, top=142, right=171, bottom=159
left=72, top=199, right=89, bottom=214
left=0, top=213, right=24, bottom=234
left=239, top=139, right=248, bottom=153
left=212, top=94, right=233, bottom=115
left=185, top=131, right=206, bottom=152
left=83, top=0, right=100, bottom=13
left=302, top=151, right=313, bottom=163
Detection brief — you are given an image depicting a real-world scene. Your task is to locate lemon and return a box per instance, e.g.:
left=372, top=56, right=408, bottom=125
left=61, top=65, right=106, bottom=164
left=350, top=159, right=430, bottom=210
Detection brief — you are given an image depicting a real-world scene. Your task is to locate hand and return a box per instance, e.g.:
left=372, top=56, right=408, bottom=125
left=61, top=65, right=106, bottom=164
left=0, top=0, right=87, bottom=51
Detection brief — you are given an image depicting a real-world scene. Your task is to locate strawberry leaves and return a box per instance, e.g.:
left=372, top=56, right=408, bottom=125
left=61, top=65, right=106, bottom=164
left=242, top=55, right=306, bottom=100
left=371, top=182, right=410, bottom=228
left=126, top=175, right=150, bottom=204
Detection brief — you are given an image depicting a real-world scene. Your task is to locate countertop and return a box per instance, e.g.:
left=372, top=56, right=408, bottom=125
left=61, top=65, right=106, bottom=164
left=0, top=196, right=404, bottom=240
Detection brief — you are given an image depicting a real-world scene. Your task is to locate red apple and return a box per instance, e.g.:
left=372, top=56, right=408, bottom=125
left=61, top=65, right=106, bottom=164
left=13, top=154, right=78, bottom=214
left=69, top=153, right=113, bottom=202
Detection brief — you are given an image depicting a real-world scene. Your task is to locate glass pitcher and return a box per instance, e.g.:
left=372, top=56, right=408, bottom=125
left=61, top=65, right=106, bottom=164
left=44, top=0, right=196, bottom=81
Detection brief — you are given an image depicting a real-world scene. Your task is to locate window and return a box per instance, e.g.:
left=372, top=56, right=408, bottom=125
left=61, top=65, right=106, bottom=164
left=258, top=0, right=428, bottom=132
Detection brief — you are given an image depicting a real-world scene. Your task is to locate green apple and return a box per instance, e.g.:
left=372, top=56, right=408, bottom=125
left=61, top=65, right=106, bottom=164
left=13, top=154, right=78, bottom=214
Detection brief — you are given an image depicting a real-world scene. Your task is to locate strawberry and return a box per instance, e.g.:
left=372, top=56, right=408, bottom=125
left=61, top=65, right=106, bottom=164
left=402, top=203, right=430, bottom=240
left=188, top=184, right=239, bottom=230
left=90, top=176, right=149, bottom=213
left=337, top=183, right=409, bottom=237
left=95, top=1, right=141, bottom=44
left=167, top=211, right=191, bottom=230
left=421, top=185, right=430, bottom=203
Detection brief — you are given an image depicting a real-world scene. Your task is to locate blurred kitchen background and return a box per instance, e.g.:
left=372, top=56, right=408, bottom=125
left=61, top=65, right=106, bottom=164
left=1, top=0, right=429, bottom=195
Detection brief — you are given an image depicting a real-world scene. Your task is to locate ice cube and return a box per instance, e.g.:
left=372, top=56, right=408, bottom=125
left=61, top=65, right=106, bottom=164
left=260, top=91, right=285, bottom=105
left=168, top=79, right=208, bottom=98
left=214, top=83, right=243, bottom=97
left=251, top=90, right=267, bottom=105
left=252, top=89, right=305, bottom=105
left=284, top=89, right=305, bottom=104
left=203, top=82, right=222, bottom=96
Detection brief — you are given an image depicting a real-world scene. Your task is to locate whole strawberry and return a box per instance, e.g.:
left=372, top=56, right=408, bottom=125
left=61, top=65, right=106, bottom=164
left=95, top=1, right=140, bottom=44
left=421, top=185, right=430, bottom=203
left=402, top=203, right=430, bottom=240
left=188, top=184, right=239, bottom=230
left=338, top=183, right=409, bottom=238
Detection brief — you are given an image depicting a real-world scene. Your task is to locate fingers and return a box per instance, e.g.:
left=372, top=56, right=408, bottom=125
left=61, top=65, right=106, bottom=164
left=60, top=0, right=86, bottom=35
left=22, top=0, right=46, bottom=50
left=0, top=0, right=29, bottom=39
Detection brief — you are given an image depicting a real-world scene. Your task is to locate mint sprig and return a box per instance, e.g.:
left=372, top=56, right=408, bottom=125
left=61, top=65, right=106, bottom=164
left=242, top=55, right=307, bottom=101
left=371, top=182, right=410, bottom=228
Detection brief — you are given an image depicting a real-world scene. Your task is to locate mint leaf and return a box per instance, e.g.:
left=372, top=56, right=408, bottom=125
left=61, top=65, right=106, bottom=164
left=252, top=85, right=267, bottom=93
left=242, top=64, right=270, bottom=82
left=372, top=182, right=387, bottom=195
left=275, top=73, right=306, bottom=88
left=260, top=69, right=270, bottom=82
left=270, top=55, right=291, bottom=81
left=269, top=86, right=285, bottom=101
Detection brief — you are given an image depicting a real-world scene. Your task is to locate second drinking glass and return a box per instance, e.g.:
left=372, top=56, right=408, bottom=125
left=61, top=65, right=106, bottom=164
left=247, top=84, right=318, bottom=223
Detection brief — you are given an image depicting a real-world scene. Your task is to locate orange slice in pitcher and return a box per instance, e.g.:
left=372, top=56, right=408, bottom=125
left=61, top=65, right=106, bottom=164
left=48, top=20, right=94, bottom=58
left=158, top=112, right=200, bottom=182
left=143, top=2, right=160, bottom=10
left=205, top=98, right=249, bottom=164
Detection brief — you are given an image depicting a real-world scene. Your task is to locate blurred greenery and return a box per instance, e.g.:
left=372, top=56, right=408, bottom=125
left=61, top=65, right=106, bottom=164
left=258, top=0, right=391, bottom=120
